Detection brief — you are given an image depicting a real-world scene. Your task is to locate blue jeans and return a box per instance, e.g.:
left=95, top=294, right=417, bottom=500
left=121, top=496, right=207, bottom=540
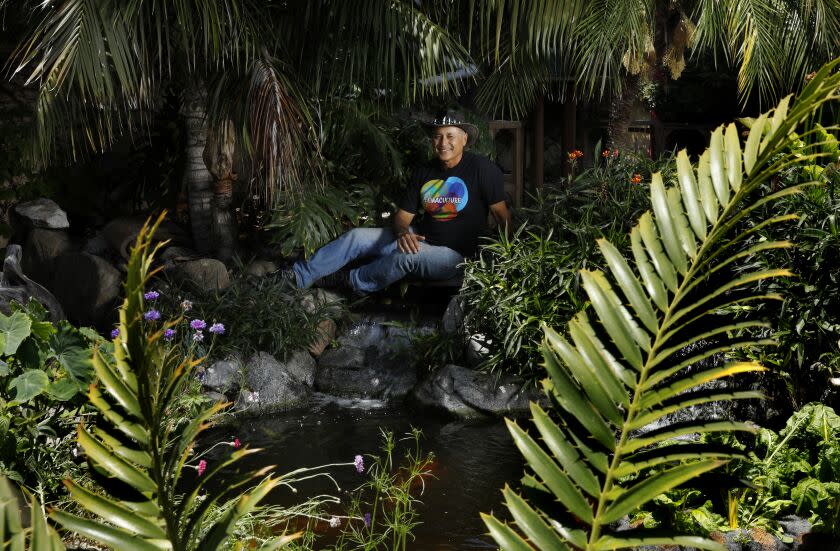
left=292, top=228, right=464, bottom=293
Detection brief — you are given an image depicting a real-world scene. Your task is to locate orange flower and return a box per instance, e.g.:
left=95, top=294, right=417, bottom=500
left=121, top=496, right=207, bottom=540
left=601, top=149, right=610, bottom=158
left=630, top=173, right=642, bottom=184
left=568, top=149, right=584, bottom=160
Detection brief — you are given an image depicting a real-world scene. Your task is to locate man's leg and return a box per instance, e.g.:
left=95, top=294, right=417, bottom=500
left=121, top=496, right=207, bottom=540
left=293, top=228, right=396, bottom=288
left=350, top=242, right=464, bottom=293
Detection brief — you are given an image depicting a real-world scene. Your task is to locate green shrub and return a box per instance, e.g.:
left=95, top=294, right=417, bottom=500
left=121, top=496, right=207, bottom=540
left=0, top=300, right=99, bottom=499
left=461, top=149, right=666, bottom=379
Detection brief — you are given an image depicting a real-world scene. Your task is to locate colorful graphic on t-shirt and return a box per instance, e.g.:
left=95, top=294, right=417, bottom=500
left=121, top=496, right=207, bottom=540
left=420, top=177, right=469, bottom=221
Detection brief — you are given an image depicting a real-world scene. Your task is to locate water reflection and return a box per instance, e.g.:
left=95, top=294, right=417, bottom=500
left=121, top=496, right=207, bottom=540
left=209, top=395, right=523, bottom=549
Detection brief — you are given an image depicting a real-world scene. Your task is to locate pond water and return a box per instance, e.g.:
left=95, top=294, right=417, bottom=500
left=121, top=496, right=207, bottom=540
left=210, top=395, right=524, bottom=550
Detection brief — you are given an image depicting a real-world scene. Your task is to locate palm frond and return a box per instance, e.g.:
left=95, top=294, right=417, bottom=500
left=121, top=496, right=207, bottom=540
left=208, top=54, right=320, bottom=205
left=483, top=59, right=840, bottom=550
left=0, top=476, right=65, bottom=550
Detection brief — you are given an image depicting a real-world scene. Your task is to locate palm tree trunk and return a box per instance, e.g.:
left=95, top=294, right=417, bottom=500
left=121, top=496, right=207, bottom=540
left=181, top=87, right=214, bottom=255
left=203, top=120, right=238, bottom=261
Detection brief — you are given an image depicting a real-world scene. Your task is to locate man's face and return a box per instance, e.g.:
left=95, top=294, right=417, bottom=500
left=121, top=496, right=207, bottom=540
left=432, top=126, right=468, bottom=164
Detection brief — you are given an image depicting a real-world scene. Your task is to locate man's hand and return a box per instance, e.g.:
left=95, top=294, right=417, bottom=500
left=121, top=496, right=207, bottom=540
left=397, top=231, right=425, bottom=254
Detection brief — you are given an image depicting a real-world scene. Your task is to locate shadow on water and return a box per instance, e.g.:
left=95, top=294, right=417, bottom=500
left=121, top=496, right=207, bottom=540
left=206, top=395, right=524, bottom=550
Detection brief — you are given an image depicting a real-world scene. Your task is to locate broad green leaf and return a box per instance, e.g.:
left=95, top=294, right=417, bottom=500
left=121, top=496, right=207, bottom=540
left=503, top=486, right=569, bottom=551
left=0, top=312, right=32, bottom=356
left=667, top=186, right=697, bottom=259
left=48, top=377, right=80, bottom=401
left=580, top=271, right=648, bottom=360
left=565, top=319, right=629, bottom=410
left=92, top=350, right=143, bottom=420
left=88, top=384, right=149, bottom=446
left=30, top=320, right=56, bottom=341
left=601, top=460, right=725, bottom=524
left=507, top=420, right=593, bottom=523
left=481, top=513, right=534, bottom=551
left=49, top=323, right=94, bottom=387
left=0, top=360, right=8, bottom=377
left=9, top=370, right=49, bottom=402
left=92, top=427, right=153, bottom=468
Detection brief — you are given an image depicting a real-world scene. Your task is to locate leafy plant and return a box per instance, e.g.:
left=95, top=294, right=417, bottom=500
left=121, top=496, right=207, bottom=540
left=0, top=475, right=64, bottom=550
left=481, top=59, right=840, bottom=549
left=50, top=214, right=297, bottom=550
left=0, top=300, right=97, bottom=497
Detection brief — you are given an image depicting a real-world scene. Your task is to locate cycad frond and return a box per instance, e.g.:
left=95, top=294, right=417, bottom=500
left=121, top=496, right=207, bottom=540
left=51, top=214, right=288, bottom=550
left=483, top=59, right=840, bottom=550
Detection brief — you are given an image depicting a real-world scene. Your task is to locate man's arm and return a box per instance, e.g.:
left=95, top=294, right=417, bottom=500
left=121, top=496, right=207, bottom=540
left=393, top=208, right=425, bottom=254
left=489, top=201, right=512, bottom=237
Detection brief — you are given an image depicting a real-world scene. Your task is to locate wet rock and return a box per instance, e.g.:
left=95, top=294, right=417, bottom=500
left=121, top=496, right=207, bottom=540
left=159, top=246, right=199, bottom=265
left=164, top=258, right=230, bottom=293
left=465, top=333, right=491, bottom=367
left=203, top=390, right=227, bottom=403
left=0, top=245, right=65, bottom=322
left=238, top=352, right=311, bottom=413
left=202, top=356, right=243, bottom=393
left=245, top=259, right=278, bottom=277
left=282, top=349, right=317, bottom=386
left=21, top=228, right=74, bottom=288
left=13, top=198, right=69, bottom=229
left=52, top=252, right=120, bottom=328
left=309, top=319, right=337, bottom=357
left=314, top=317, right=429, bottom=399
left=412, top=364, right=539, bottom=419
left=442, top=296, right=464, bottom=334
left=82, top=233, right=110, bottom=258
left=103, top=217, right=191, bottom=260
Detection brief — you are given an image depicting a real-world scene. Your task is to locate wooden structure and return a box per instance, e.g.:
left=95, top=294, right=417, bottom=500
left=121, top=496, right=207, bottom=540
left=488, top=119, right=525, bottom=207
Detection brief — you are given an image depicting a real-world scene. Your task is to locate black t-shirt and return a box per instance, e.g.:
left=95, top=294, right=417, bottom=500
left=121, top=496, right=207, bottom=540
left=399, top=151, right=504, bottom=257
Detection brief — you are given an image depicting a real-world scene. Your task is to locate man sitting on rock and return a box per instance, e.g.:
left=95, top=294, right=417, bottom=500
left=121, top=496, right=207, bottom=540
left=280, top=109, right=512, bottom=293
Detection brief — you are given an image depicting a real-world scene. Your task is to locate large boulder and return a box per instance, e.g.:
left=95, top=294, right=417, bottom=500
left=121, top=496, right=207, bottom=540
left=0, top=245, right=64, bottom=322
left=13, top=198, right=69, bottom=230
left=20, top=228, right=74, bottom=289
left=52, top=252, right=121, bottom=328
left=412, top=364, right=539, bottom=418
left=314, top=317, right=428, bottom=399
left=164, top=258, right=230, bottom=293
left=236, top=351, right=312, bottom=414
left=102, top=217, right=191, bottom=260
left=201, top=355, right=243, bottom=394
left=442, top=295, right=465, bottom=335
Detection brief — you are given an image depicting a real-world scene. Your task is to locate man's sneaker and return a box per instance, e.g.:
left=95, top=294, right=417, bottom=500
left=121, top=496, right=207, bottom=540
left=272, top=267, right=298, bottom=288
left=314, top=268, right=351, bottom=290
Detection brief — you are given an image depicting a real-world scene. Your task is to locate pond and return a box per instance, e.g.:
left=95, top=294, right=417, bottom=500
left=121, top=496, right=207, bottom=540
left=210, top=395, right=524, bottom=550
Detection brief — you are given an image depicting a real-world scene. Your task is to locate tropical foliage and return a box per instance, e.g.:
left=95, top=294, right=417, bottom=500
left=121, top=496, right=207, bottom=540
left=481, top=60, right=840, bottom=549
left=49, top=214, right=295, bottom=550
left=0, top=475, right=64, bottom=550
left=460, top=149, right=664, bottom=379
left=0, top=301, right=98, bottom=498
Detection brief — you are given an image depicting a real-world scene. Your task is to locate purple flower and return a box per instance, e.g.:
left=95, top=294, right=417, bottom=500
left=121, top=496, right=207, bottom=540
left=364, top=512, right=371, bottom=528
left=354, top=455, right=364, bottom=474
left=163, top=328, right=176, bottom=341
left=110, top=328, right=120, bottom=339
left=190, top=319, right=207, bottom=331
left=208, top=322, right=225, bottom=335
left=192, top=331, right=204, bottom=343
left=144, top=310, right=161, bottom=322
left=144, top=290, right=160, bottom=300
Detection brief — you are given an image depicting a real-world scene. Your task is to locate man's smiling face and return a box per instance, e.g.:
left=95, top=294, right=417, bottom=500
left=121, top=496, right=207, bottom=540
left=432, top=126, right=468, bottom=167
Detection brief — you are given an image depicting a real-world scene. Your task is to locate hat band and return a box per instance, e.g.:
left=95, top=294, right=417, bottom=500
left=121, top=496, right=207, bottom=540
left=434, top=116, right=464, bottom=125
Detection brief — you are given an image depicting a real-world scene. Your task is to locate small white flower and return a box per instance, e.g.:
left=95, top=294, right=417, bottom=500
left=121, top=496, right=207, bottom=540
left=329, top=516, right=341, bottom=528
left=247, top=391, right=260, bottom=403
left=192, top=331, right=204, bottom=342
left=181, top=299, right=193, bottom=311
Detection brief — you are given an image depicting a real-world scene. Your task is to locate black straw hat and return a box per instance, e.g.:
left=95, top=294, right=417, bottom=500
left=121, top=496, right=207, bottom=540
left=419, top=109, right=479, bottom=146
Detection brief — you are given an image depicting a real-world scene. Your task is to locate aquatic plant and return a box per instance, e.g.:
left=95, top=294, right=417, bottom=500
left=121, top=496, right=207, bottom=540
left=482, top=59, right=840, bottom=549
